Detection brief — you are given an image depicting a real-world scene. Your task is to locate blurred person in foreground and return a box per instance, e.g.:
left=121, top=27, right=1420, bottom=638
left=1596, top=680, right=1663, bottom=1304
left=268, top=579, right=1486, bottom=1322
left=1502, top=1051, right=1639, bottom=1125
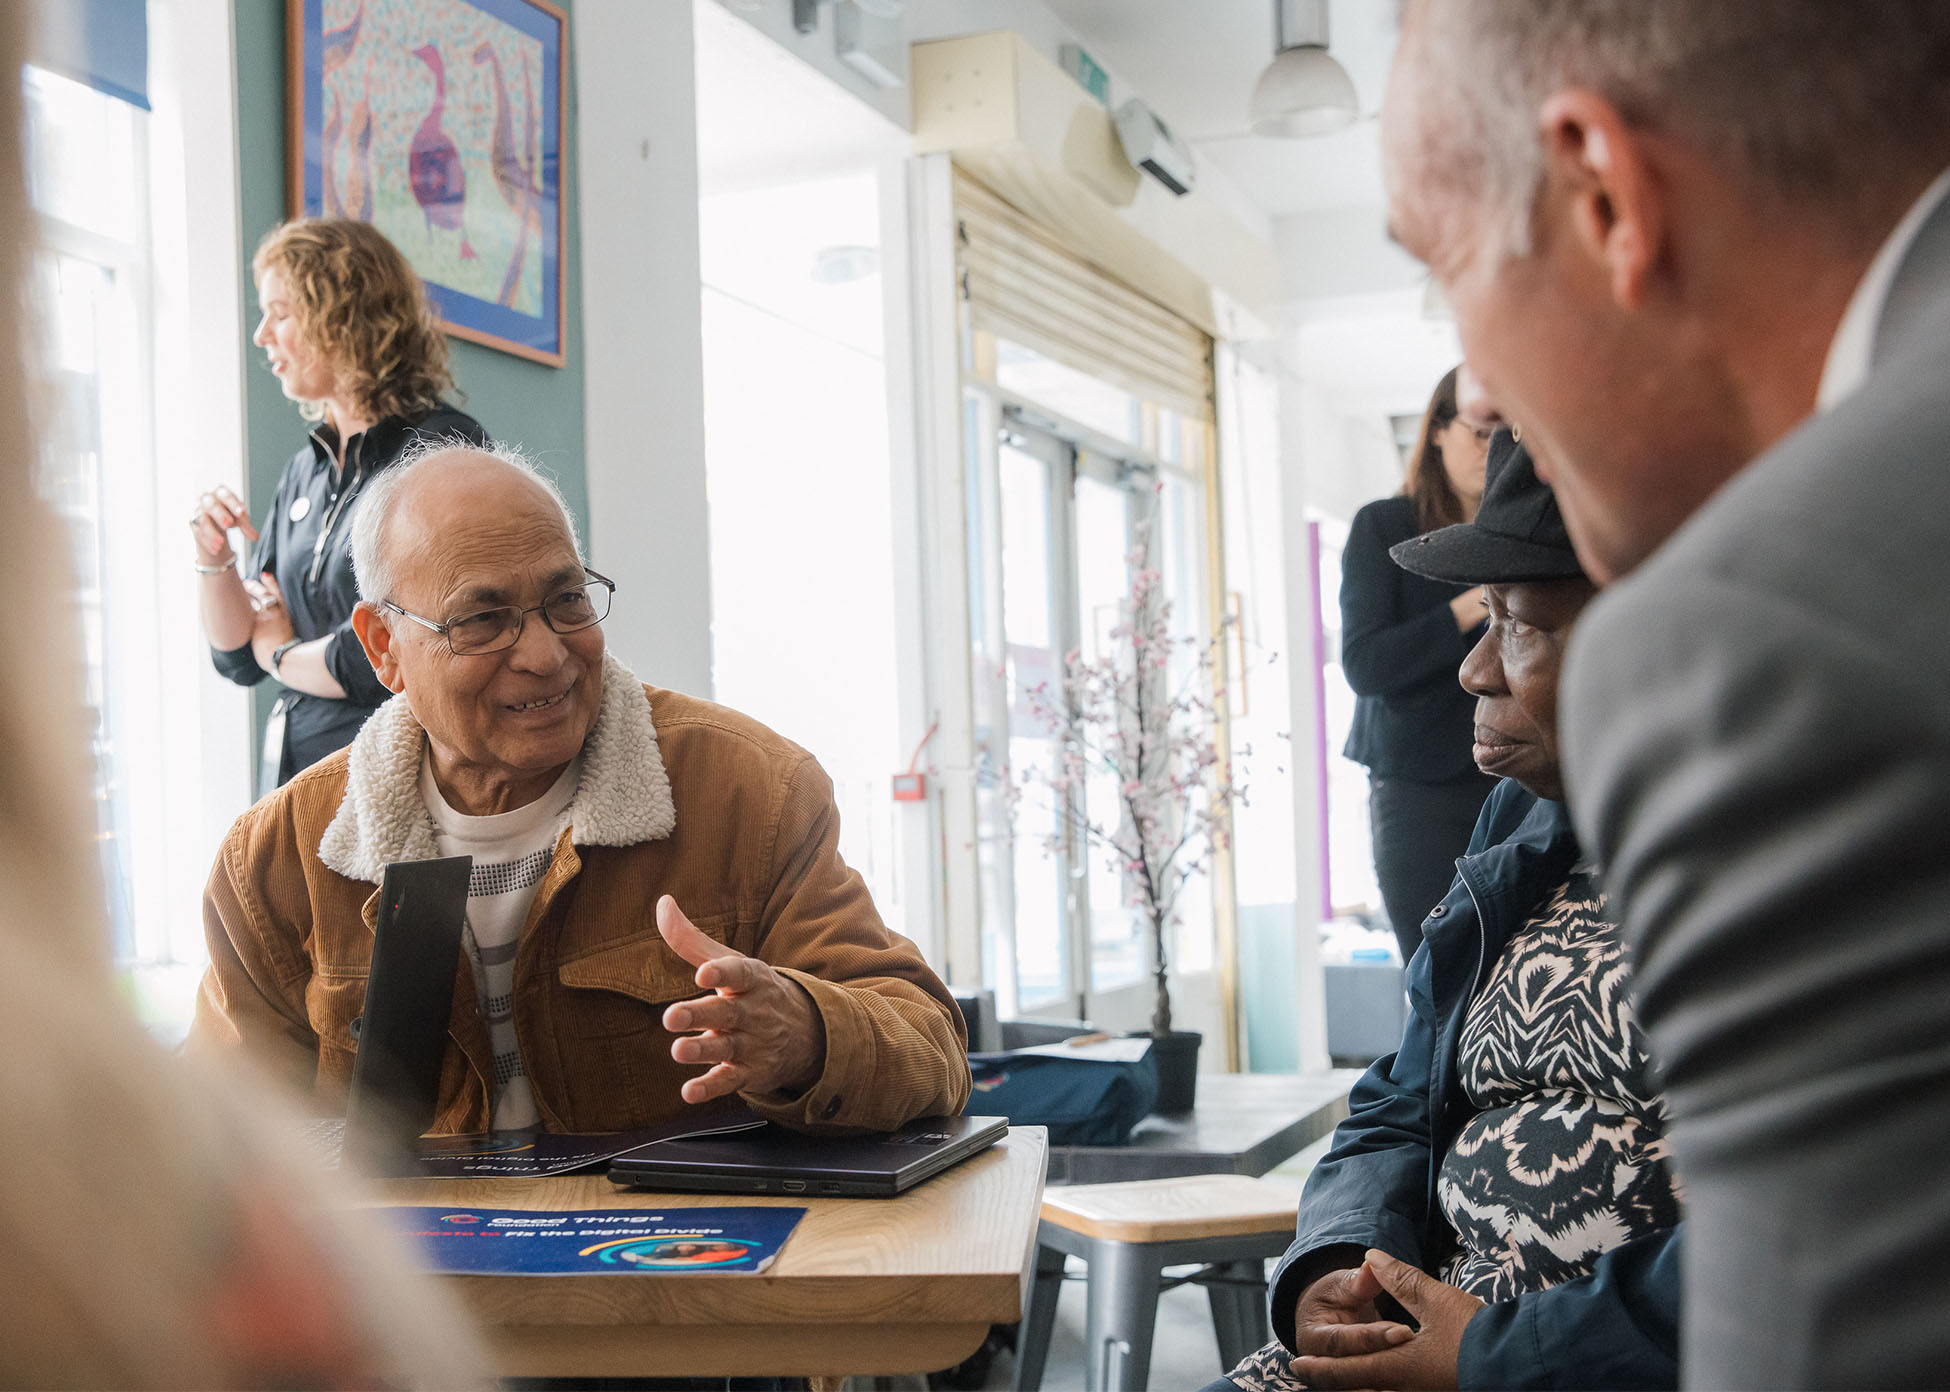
left=1210, top=436, right=1680, bottom=1392
left=190, top=443, right=970, bottom=1136
left=1384, top=1, right=1950, bottom=1382
left=0, top=10, right=483, bottom=1386
left=191, top=217, right=488, bottom=791
left=1340, top=364, right=1501, bottom=962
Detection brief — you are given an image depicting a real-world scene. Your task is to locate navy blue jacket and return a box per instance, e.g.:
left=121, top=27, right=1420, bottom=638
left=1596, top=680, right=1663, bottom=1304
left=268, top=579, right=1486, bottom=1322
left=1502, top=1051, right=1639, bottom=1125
left=1269, top=781, right=1681, bottom=1389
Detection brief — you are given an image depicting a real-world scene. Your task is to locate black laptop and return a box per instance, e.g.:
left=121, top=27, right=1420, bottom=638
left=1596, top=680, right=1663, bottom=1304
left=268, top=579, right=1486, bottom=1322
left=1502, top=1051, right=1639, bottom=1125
left=605, top=1113, right=1009, bottom=1198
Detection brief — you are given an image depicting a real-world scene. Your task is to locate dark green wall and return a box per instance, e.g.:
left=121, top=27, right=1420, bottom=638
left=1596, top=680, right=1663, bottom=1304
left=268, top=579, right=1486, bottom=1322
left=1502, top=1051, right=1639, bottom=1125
left=232, top=0, right=585, bottom=738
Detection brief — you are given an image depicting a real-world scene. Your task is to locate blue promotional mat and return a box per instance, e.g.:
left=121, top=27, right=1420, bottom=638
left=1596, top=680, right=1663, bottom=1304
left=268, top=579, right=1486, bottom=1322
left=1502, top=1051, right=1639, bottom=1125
left=383, top=1205, right=806, bottom=1275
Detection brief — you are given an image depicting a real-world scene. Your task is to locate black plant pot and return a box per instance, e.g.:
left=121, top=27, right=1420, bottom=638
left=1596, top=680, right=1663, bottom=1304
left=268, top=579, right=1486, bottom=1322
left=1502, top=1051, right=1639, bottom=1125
left=1142, top=1029, right=1202, bottom=1114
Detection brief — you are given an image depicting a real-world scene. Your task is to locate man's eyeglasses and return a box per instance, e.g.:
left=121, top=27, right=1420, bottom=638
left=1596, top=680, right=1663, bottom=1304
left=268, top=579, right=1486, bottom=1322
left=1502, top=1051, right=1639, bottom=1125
left=384, top=567, right=616, bottom=656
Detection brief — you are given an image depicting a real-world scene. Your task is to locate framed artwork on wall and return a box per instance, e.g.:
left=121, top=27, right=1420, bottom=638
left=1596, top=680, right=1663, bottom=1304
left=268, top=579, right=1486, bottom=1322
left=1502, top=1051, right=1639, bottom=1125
left=286, top=0, right=566, bottom=366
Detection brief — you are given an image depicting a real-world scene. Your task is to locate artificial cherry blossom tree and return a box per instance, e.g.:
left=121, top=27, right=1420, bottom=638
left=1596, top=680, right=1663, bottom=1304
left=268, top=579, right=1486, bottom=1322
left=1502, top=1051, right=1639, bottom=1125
left=1019, top=521, right=1245, bottom=1038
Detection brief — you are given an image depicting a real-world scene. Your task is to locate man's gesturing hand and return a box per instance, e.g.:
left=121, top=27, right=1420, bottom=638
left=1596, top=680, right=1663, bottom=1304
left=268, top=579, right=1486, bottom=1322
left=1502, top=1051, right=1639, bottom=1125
left=657, top=895, right=826, bottom=1104
left=1289, top=1249, right=1483, bottom=1391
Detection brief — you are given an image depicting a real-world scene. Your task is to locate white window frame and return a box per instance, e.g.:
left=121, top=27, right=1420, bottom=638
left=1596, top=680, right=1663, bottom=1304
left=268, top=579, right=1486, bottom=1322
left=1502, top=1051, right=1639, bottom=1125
left=28, top=74, right=161, bottom=960
left=23, top=2, right=251, bottom=1014
left=144, top=0, right=254, bottom=968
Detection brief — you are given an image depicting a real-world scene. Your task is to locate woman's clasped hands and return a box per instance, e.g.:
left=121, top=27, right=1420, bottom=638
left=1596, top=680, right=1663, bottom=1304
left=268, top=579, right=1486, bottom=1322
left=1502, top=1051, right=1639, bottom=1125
left=1288, top=1250, right=1484, bottom=1391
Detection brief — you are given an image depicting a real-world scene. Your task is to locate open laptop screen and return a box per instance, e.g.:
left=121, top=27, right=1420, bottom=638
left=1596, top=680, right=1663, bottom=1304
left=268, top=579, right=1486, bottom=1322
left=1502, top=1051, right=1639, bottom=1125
left=342, top=854, right=472, bottom=1163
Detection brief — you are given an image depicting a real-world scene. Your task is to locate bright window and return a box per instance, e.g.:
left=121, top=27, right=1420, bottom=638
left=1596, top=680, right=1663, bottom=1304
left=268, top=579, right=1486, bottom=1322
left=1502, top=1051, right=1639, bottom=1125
left=25, top=66, right=161, bottom=968
left=966, top=339, right=1217, bottom=1025
left=23, top=17, right=254, bottom=1038
left=698, top=170, right=912, bottom=937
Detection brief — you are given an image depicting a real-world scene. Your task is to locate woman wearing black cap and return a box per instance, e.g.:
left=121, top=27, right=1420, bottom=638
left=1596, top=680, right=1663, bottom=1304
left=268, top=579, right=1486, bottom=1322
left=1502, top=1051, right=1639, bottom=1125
left=1341, top=366, right=1501, bottom=962
left=1210, top=435, right=1682, bottom=1392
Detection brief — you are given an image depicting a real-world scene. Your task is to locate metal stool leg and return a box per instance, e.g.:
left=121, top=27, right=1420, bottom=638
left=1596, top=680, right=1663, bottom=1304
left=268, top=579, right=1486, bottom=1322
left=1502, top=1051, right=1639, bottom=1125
left=1204, top=1258, right=1273, bottom=1371
left=1013, top=1239, right=1068, bottom=1392
left=1083, top=1237, right=1165, bottom=1392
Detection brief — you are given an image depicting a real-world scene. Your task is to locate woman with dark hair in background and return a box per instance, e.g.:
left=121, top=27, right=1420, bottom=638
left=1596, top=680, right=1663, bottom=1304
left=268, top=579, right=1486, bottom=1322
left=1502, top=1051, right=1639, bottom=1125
left=189, top=218, right=488, bottom=792
left=1339, top=365, right=1498, bottom=962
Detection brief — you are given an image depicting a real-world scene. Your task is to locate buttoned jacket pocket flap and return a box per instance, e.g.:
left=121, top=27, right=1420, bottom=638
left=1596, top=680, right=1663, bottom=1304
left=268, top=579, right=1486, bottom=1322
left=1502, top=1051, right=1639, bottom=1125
left=556, top=913, right=735, bottom=1005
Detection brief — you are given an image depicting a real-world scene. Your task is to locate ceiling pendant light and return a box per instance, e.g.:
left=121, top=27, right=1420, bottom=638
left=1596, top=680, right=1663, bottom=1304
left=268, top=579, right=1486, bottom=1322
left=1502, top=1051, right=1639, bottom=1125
left=1249, top=0, right=1359, bottom=139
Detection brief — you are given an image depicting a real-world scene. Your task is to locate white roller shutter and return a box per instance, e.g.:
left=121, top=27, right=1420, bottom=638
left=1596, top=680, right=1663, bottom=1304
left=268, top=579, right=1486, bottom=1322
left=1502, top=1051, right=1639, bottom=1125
left=956, top=174, right=1214, bottom=424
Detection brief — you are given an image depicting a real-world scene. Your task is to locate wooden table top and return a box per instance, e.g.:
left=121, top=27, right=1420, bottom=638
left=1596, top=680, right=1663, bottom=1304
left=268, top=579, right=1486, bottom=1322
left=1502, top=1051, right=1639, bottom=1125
left=1046, top=1069, right=1363, bottom=1184
left=365, top=1125, right=1049, bottom=1379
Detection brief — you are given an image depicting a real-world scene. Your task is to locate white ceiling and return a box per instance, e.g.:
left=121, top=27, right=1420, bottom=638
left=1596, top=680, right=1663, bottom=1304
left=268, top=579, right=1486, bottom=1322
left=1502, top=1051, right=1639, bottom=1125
left=1038, top=0, right=1400, bottom=218
left=699, top=0, right=1441, bottom=513
left=708, top=0, right=1400, bottom=220
left=694, top=0, right=907, bottom=195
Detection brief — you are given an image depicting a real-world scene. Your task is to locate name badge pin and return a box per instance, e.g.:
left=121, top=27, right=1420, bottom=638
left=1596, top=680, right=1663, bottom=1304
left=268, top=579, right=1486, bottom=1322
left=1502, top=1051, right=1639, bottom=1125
left=289, top=495, right=312, bottom=523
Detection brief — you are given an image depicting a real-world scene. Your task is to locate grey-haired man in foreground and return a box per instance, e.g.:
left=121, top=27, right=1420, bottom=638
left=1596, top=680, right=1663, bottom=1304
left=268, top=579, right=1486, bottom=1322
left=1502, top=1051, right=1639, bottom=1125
left=1378, top=2, right=1950, bottom=1385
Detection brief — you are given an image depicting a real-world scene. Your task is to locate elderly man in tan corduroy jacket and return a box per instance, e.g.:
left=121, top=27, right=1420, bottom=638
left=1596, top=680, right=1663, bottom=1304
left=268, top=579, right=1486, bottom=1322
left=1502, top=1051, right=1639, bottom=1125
left=189, top=443, right=969, bottom=1136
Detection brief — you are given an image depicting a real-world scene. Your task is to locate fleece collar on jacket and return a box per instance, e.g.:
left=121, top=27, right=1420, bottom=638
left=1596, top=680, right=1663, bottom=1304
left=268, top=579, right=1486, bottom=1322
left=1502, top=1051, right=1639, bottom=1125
left=317, top=651, right=675, bottom=883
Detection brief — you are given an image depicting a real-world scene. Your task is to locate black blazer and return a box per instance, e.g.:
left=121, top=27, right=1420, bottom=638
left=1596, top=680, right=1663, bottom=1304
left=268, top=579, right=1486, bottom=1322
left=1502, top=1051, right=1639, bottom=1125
left=1338, top=495, right=1481, bottom=781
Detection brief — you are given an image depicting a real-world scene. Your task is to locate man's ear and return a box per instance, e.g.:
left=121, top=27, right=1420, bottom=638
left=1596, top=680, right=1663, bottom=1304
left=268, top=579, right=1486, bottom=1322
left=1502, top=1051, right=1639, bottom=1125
left=350, top=602, right=406, bottom=694
left=1536, top=89, right=1665, bottom=311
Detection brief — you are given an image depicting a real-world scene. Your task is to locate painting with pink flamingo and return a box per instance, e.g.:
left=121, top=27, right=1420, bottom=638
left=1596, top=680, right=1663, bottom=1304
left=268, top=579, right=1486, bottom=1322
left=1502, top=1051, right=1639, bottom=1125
left=291, top=0, right=564, bottom=364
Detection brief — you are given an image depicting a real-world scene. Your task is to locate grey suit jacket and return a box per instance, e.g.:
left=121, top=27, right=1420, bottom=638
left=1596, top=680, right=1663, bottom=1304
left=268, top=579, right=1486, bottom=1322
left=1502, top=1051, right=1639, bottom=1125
left=1562, top=186, right=1950, bottom=1389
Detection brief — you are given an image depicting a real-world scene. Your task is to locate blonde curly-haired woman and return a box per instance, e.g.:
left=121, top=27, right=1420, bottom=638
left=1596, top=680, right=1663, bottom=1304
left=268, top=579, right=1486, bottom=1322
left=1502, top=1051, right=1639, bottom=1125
left=190, top=218, right=488, bottom=789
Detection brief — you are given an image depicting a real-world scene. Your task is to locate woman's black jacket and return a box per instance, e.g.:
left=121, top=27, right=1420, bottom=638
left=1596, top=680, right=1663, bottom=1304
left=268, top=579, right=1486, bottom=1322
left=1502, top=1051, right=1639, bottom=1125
left=209, top=406, right=489, bottom=781
left=1339, top=494, right=1480, bottom=781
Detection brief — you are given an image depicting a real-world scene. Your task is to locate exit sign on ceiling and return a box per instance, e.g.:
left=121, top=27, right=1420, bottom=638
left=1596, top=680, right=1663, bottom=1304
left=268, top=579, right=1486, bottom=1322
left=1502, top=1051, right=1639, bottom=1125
left=1060, top=43, right=1109, bottom=106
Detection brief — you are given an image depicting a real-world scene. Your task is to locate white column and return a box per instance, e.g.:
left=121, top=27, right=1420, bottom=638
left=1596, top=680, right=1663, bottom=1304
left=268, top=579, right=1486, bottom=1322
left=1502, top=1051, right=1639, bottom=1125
left=149, top=0, right=252, bottom=958
left=906, top=152, right=985, bottom=987
left=576, top=0, right=713, bottom=698
left=1277, top=362, right=1332, bottom=1071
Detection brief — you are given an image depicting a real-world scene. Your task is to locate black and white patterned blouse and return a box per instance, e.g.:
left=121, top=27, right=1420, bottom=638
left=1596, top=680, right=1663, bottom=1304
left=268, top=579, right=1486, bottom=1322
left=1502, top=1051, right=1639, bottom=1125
left=1436, top=869, right=1682, bottom=1302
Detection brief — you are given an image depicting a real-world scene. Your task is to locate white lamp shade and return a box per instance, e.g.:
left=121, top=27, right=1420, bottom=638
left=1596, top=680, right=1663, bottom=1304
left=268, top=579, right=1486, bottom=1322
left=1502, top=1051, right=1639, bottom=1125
left=1249, top=46, right=1359, bottom=138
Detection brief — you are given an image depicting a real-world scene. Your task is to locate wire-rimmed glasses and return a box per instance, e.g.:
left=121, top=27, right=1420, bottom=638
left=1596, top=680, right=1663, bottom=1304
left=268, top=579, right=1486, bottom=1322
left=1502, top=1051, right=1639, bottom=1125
left=383, top=567, right=615, bottom=656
